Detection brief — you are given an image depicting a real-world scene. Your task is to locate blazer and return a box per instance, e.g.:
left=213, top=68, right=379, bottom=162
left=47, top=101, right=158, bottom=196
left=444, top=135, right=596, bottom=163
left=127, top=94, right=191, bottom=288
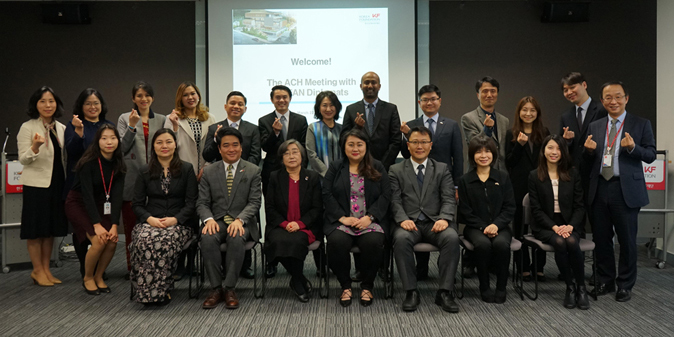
left=118, top=111, right=167, bottom=201
left=342, top=99, right=401, bottom=170
left=400, top=115, right=464, bottom=181
left=457, top=168, right=515, bottom=231
left=258, top=111, right=308, bottom=184
left=196, top=159, right=262, bottom=240
left=164, top=114, right=216, bottom=173
left=559, top=98, right=607, bottom=169
left=388, top=158, right=456, bottom=226
left=505, top=127, right=550, bottom=202
left=461, top=107, right=509, bottom=171
left=17, top=117, right=66, bottom=188
left=528, top=169, right=585, bottom=233
left=132, top=161, right=198, bottom=229
left=322, top=158, right=391, bottom=237
left=264, top=168, right=324, bottom=239
left=202, top=119, right=261, bottom=165
left=584, top=112, right=656, bottom=208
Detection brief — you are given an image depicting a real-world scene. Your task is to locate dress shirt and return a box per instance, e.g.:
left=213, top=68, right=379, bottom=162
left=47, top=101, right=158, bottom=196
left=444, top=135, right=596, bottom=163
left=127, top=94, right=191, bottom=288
left=410, top=158, right=428, bottom=176
left=599, top=111, right=627, bottom=177
left=423, top=113, right=439, bottom=134
left=576, top=97, right=592, bottom=125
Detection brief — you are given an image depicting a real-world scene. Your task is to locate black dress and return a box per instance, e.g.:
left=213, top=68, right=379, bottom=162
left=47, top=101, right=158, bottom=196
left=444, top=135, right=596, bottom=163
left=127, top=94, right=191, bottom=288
left=21, top=131, right=67, bottom=239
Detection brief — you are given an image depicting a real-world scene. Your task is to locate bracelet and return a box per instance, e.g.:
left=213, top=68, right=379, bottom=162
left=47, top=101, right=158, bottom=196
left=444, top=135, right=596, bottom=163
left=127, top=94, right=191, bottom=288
left=129, top=126, right=136, bottom=131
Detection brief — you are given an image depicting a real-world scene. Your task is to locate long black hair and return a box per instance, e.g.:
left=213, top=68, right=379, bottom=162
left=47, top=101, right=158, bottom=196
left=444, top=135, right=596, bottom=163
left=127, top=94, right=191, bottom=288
left=147, top=128, right=183, bottom=179
left=75, top=124, right=126, bottom=174
left=339, top=128, right=381, bottom=181
left=537, top=134, right=572, bottom=182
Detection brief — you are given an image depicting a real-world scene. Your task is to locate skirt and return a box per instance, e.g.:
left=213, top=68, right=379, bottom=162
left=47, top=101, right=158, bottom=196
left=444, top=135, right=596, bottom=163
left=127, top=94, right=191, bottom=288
left=65, top=190, right=112, bottom=244
left=264, top=227, right=309, bottom=262
left=21, top=185, right=67, bottom=239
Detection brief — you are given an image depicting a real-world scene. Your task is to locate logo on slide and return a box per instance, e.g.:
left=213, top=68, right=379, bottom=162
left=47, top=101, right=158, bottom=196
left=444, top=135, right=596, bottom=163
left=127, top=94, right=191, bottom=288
left=232, top=9, right=297, bottom=45
left=359, top=13, right=382, bottom=24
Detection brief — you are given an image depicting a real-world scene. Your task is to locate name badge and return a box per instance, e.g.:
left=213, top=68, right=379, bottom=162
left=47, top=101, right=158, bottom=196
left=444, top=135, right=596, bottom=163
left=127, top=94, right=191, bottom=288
left=104, top=202, right=111, bottom=215
left=602, top=154, right=612, bottom=168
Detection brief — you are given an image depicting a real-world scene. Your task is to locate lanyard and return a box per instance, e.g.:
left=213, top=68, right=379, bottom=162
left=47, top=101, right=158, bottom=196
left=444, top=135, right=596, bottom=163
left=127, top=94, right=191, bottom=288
left=605, top=119, right=625, bottom=152
left=98, top=158, right=114, bottom=201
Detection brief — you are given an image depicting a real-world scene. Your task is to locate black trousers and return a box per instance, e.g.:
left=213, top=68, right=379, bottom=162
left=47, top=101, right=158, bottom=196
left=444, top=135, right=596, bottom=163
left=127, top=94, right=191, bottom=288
left=327, top=230, right=385, bottom=291
left=463, top=226, right=512, bottom=291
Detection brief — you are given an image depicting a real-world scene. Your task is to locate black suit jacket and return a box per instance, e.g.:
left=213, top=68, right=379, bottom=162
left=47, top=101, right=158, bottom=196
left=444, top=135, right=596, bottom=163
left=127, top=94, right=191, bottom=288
left=264, top=168, right=323, bottom=239
left=322, top=158, right=391, bottom=237
left=132, top=161, right=199, bottom=229
left=342, top=99, right=401, bottom=170
left=528, top=169, right=585, bottom=233
left=400, top=115, right=463, bottom=181
left=457, top=168, right=515, bottom=231
left=202, top=119, right=261, bottom=165
left=259, top=111, right=308, bottom=189
left=559, top=98, right=607, bottom=177
left=505, top=127, right=550, bottom=202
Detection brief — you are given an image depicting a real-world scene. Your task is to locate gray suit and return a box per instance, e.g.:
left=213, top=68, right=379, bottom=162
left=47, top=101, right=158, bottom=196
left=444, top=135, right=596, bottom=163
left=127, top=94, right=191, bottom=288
left=460, top=107, right=509, bottom=171
left=198, top=159, right=262, bottom=289
left=389, top=158, right=460, bottom=291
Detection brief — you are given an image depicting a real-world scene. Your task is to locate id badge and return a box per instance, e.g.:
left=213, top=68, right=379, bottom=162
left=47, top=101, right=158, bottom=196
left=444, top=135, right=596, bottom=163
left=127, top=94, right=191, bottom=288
left=103, top=202, right=111, bottom=215
left=602, top=154, right=612, bottom=168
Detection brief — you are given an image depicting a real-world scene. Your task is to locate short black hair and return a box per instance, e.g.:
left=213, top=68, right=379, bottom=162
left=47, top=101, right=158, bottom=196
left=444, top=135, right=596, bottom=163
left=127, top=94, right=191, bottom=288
left=227, top=91, right=247, bottom=105
left=601, top=81, right=629, bottom=97
left=468, top=135, right=498, bottom=168
left=132, top=81, right=154, bottom=110
left=27, top=86, right=64, bottom=119
left=73, top=88, right=108, bottom=121
left=270, top=85, right=292, bottom=100
left=475, top=76, right=500, bottom=93
left=407, top=126, right=433, bottom=142
left=313, top=91, right=342, bottom=120
left=216, top=126, right=243, bottom=146
left=418, top=84, right=441, bottom=99
left=560, top=72, right=586, bottom=89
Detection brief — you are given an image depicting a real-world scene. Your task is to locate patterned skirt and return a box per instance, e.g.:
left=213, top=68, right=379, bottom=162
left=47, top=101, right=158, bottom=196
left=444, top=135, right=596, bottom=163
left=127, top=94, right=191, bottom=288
left=130, top=223, right=192, bottom=303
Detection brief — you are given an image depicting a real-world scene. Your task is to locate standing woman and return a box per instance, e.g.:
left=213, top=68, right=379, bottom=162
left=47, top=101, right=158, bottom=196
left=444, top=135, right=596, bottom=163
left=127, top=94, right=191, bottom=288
left=505, top=96, right=550, bottom=282
left=528, top=135, right=588, bottom=309
left=131, top=129, right=197, bottom=305
left=458, top=135, right=516, bottom=303
left=165, top=81, right=215, bottom=179
left=17, top=86, right=67, bottom=286
left=66, top=125, right=126, bottom=295
left=306, top=91, right=343, bottom=176
left=323, top=128, right=390, bottom=307
left=118, top=81, right=167, bottom=277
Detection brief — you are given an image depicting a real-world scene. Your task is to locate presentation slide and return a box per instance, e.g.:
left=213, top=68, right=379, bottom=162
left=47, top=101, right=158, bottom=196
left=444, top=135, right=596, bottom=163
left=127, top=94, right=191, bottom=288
left=232, top=8, right=389, bottom=124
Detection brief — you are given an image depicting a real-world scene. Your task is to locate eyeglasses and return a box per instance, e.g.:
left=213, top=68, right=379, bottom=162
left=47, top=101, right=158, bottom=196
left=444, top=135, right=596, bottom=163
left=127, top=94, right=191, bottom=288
left=602, top=95, right=626, bottom=102
left=408, top=140, right=431, bottom=146
left=420, top=98, right=439, bottom=103
left=283, top=150, right=301, bottom=157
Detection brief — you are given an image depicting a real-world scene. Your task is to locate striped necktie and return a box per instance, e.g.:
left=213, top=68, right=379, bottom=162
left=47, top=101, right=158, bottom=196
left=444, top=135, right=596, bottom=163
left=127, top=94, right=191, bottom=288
left=223, top=164, right=235, bottom=225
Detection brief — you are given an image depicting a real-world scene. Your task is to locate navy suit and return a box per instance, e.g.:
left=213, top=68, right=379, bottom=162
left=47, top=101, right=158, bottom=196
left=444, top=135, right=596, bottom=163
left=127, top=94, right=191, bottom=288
left=400, top=116, right=463, bottom=181
left=584, top=112, right=656, bottom=291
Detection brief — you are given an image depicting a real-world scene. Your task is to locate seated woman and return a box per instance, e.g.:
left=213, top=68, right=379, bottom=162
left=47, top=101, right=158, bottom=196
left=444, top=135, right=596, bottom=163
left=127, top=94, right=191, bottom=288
left=66, top=124, right=126, bottom=295
left=265, top=139, right=323, bottom=302
left=458, top=135, right=515, bottom=304
left=323, top=128, right=390, bottom=307
left=528, top=134, right=589, bottom=310
left=131, top=128, right=198, bottom=306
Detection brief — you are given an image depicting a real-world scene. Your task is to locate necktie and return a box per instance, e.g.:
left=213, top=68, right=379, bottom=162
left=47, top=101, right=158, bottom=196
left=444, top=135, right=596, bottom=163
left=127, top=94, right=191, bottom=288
left=601, top=119, right=618, bottom=181
left=367, top=103, right=375, bottom=135
left=224, top=164, right=235, bottom=225
left=576, top=107, right=584, bottom=130
left=417, top=164, right=426, bottom=221
left=427, top=118, right=435, bottom=136
left=280, top=115, right=288, bottom=140
left=231, top=122, right=238, bottom=129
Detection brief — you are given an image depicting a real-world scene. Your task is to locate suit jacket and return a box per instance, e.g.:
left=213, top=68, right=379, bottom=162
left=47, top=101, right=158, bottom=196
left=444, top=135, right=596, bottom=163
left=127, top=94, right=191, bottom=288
left=460, top=107, right=509, bottom=171
left=118, top=111, right=167, bottom=200
left=196, top=159, right=262, bottom=240
left=457, top=168, right=515, bottom=231
left=17, top=118, right=66, bottom=188
left=164, top=114, right=216, bottom=173
left=322, top=158, right=391, bottom=236
left=505, top=127, right=550, bottom=202
left=132, top=161, right=198, bottom=229
left=528, top=169, right=585, bottom=233
left=258, top=111, right=308, bottom=186
left=559, top=98, right=607, bottom=169
left=584, top=112, right=656, bottom=208
left=202, top=119, right=261, bottom=165
left=400, top=115, right=463, bottom=181
left=389, top=158, right=456, bottom=226
left=342, top=99, right=401, bottom=169
left=264, top=168, right=324, bottom=239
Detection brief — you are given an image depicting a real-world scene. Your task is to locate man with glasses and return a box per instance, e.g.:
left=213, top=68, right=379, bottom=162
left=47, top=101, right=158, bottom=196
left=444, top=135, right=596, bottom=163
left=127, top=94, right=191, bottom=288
left=583, top=81, right=656, bottom=302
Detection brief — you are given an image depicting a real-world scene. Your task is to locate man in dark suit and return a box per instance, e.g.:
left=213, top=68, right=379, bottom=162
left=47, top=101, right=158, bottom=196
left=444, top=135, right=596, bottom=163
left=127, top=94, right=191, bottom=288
left=400, top=84, right=463, bottom=280
left=583, top=81, right=656, bottom=302
left=390, top=126, right=460, bottom=313
left=342, top=71, right=401, bottom=170
left=198, top=127, right=262, bottom=310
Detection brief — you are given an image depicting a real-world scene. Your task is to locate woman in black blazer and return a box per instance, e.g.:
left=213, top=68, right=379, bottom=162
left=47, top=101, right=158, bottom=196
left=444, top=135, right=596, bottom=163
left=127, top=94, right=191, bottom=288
left=131, top=128, right=198, bottom=305
left=265, top=139, right=323, bottom=303
left=323, top=128, right=390, bottom=307
left=505, top=96, right=550, bottom=282
left=458, top=135, right=516, bottom=303
left=528, top=134, right=588, bottom=310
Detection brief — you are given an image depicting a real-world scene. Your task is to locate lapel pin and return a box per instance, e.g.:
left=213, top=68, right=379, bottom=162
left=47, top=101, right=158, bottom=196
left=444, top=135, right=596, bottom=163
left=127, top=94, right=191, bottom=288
left=305, top=176, right=309, bottom=181
left=439, top=121, right=444, bottom=125
left=239, top=169, right=244, bottom=173
left=495, top=182, right=500, bottom=185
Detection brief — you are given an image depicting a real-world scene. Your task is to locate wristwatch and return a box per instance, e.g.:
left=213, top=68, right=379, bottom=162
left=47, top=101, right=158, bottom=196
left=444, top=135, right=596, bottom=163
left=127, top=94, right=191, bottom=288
left=367, top=214, right=375, bottom=223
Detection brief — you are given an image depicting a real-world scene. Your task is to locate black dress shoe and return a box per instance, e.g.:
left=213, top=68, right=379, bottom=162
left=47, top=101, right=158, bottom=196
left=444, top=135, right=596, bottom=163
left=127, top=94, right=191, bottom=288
left=462, top=266, right=475, bottom=279
left=417, top=267, right=429, bottom=281
left=378, top=268, right=390, bottom=282
left=351, top=271, right=363, bottom=282
left=576, top=285, right=590, bottom=310
left=616, top=289, right=631, bottom=302
left=265, top=265, right=277, bottom=279
left=82, top=282, right=100, bottom=296
left=522, top=274, right=532, bottom=282
left=98, top=285, right=111, bottom=294
left=240, top=268, right=254, bottom=279
left=402, top=290, right=420, bottom=312
left=590, top=283, right=615, bottom=297
left=290, top=280, right=309, bottom=303
left=339, top=289, right=353, bottom=307
left=494, top=289, right=507, bottom=304
left=563, top=284, right=576, bottom=309
left=536, top=273, right=547, bottom=282
left=435, top=290, right=459, bottom=313
left=480, top=289, right=495, bottom=303
left=360, top=289, right=374, bottom=307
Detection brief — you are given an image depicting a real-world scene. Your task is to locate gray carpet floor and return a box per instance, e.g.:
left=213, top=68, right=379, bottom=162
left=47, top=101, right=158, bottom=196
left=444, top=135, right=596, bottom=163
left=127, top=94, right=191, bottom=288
left=1, top=239, right=674, bottom=337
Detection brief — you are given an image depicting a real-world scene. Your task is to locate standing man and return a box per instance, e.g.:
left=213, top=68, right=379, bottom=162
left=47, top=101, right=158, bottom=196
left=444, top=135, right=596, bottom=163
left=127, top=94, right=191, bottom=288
left=583, top=81, right=656, bottom=302
left=390, top=126, right=460, bottom=313
left=199, top=127, right=262, bottom=310
left=400, top=84, right=463, bottom=280
left=342, top=71, right=401, bottom=170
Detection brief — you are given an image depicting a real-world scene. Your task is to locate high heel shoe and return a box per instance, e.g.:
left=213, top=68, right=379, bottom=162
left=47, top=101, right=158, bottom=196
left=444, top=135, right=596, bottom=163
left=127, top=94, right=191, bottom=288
left=30, top=273, right=54, bottom=287
left=47, top=276, right=62, bottom=284
left=82, top=281, right=100, bottom=295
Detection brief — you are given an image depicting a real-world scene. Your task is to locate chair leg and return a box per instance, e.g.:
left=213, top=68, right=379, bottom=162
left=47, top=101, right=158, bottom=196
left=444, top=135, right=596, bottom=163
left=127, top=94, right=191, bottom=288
left=512, top=248, right=525, bottom=301
left=319, top=243, right=328, bottom=299
left=457, top=247, right=464, bottom=300
left=187, top=247, right=195, bottom=299
left=254, top=244, right=263, bottom=299
left=325, top=242, right=330, bottom=299
left=591, top=250, right=598, bottom=301
left=386, top=247, right=394, bottom=299
left=518, top=245, right=537, bottom=301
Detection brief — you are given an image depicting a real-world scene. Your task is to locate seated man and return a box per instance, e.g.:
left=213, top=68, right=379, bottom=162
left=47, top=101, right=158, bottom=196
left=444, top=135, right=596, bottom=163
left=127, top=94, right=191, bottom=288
left=389, top=126, right=460, bottom=313
left=198, top=127, right=261, bottom=309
